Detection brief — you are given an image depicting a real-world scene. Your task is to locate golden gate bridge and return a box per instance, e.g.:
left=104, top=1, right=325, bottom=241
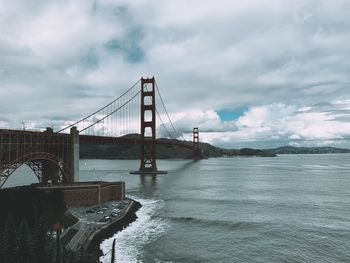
left=0, top=77, right=201, bottom=188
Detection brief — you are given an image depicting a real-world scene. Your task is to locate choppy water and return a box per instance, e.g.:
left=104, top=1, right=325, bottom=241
left=7, top=154, right=350, bottom=262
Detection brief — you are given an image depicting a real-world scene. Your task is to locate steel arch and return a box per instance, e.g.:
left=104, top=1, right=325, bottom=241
left=0, top=152, right=70, bottom=188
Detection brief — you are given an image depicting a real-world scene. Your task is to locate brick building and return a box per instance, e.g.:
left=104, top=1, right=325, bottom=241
left=38, top=181, right=125, bottom=207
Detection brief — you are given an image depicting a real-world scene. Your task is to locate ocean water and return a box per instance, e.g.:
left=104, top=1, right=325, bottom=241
left=6, top=154, right=350, bottom=262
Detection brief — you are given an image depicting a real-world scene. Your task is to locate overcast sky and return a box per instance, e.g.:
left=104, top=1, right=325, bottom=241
left=1, top=0, right=350, bottom=148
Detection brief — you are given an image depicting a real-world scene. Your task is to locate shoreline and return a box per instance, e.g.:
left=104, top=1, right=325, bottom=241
left=87, top=199, right=142, bottom=260
left=61, top=198, right=142, bottom=262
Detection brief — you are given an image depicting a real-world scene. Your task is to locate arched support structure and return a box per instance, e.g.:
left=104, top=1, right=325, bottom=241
left=0, top=128, right=76, bottom=189
left=0, top=152, right=70, bottom=188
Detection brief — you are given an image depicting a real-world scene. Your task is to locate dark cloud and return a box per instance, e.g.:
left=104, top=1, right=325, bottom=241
left=106, top=31, right=146, bottom=64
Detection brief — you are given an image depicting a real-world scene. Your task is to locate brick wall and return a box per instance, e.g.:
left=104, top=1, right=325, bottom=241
left=38, top=181, right=125, bottom=207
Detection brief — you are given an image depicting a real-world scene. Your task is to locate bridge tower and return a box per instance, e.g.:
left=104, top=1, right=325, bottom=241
left=70, top=126, right=80, bottom=182
left=140, top=77, right=157, bottom=173
left=42, top=127, right=59, bottom=184
left=193, top=127, right=201, bottom=160
left=131, top=77, right=167, bottom=175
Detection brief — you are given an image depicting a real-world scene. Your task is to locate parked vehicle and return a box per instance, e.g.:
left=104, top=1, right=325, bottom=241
left=110, top=212, right=118, bottom=217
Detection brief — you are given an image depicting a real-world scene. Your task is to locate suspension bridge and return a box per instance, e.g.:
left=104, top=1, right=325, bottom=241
left=0, top=77, right=201, bottom=188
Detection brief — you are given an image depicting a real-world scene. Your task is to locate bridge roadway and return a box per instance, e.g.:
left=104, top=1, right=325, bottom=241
left=0, top=128, right=195, bottom=187
left=0, top=128, right=194, bottom=149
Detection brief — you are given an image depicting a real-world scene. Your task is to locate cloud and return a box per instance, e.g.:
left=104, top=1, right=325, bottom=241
left=171, top=100, right=350, bottom=148
left=0, top=0, right=350, bottom=147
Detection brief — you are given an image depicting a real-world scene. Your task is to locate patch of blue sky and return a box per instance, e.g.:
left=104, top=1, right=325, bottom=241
left=217, top=107, right=248, bottom=122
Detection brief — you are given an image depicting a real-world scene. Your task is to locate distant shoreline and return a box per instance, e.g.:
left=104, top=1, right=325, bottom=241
left=264, top=146, right=350, bottom=155
left=80, top=137, right=350, bottom=159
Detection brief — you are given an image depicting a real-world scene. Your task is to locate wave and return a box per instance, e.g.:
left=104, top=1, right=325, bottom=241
left=100, top=196, right=169, bottom=263
left=164, top=196, right=267, bottom=206
left=169, top=216, right=267, bottom=230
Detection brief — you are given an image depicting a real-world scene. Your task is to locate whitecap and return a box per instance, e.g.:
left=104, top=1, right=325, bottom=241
left=100, top=196, right=169, bottom=263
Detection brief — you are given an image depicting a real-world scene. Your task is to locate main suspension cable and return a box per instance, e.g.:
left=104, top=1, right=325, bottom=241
left=155, top=80, right=180, bottom=138
left=80, top=90, right=141, bottom=133
left=56, top=78, right=141, bottom=133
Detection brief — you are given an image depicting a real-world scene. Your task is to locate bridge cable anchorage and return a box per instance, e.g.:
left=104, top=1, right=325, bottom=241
left=56, top=78, right=141, bottom=134
left=155, top=80, right=180, bottom=139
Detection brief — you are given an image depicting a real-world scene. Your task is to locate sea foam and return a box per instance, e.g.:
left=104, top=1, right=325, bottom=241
left=100, top=196, right=168, bottom=263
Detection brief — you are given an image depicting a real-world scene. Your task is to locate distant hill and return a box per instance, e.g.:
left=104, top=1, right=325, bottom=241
left=264, top=146, right=350, bottom=154
left=79, top=134, right=276, bottom=159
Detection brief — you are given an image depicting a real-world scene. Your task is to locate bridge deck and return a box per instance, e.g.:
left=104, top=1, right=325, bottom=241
left=0, top=129, right=195, bottom=188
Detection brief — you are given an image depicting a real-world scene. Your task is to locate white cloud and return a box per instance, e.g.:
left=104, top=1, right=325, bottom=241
left=0, top=0, right=350, bottom=148
left=156, top=99, right=350, bottom=148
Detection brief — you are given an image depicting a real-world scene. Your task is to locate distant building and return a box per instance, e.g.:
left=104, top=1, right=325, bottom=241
left=38, top=181, right=125, bottom=207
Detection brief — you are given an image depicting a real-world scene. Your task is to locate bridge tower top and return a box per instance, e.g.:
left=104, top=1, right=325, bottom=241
left=193, top=127, right=201, bottom=160
left=193, top=127, right=199, bottom=149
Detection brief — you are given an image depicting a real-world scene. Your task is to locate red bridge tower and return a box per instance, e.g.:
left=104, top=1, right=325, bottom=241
left=131, top=77, right=167, bottom=175
left=193, top=127, right=201, bottom=160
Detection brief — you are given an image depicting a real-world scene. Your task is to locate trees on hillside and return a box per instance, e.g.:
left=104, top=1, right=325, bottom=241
left=0, top=215, right=98, bottom=263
